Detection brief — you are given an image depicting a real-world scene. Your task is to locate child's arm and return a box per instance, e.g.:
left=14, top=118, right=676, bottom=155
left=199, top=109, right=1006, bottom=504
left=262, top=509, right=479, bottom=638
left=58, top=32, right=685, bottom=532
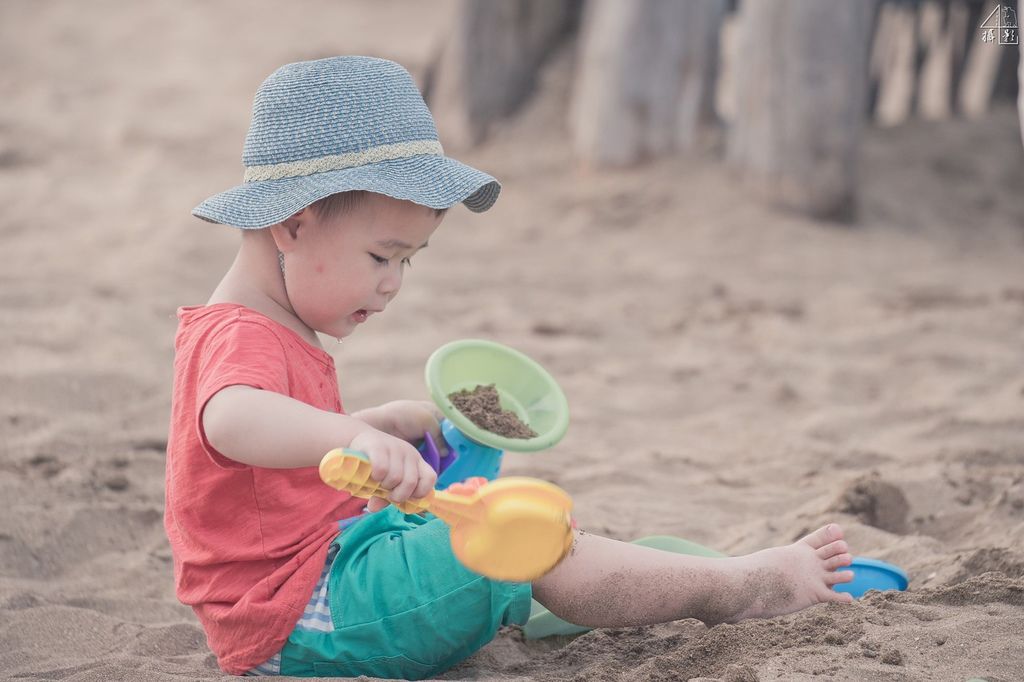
left=203, top=385, right=436, bottom=503
left=351, top=400, right=445, bottom=450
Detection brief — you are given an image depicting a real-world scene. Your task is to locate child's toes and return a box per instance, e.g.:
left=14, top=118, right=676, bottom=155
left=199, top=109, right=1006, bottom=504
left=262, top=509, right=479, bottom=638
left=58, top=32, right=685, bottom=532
left=825, top=569, right=855, bottom=586
left=800, top=523, right=844, bottom=550
left=824, top=553, right=853, bottom=571
left=816, top=539, right=849, bottom=559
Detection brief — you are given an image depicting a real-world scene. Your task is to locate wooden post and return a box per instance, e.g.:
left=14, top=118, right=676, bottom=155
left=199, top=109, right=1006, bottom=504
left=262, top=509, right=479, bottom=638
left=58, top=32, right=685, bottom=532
left=958, top=11, right=1006, bottom=117
left=569, top=0, right=728, bottom=167
left=917, top=1, right=955, bottom=120
left=727, top=0, right=877, bottom=221
left=947, top=0, right=978, bottom=115
left=870, top=3, right=918, bottom=126
left=427, top=0, right=581, bottom=149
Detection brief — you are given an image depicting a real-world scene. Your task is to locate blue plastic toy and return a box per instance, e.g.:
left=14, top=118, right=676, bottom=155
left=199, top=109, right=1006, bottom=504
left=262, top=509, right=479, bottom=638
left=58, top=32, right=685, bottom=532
left=833, top=557, right=909, bottom=598
left=418, top=419, right=505, bottom=487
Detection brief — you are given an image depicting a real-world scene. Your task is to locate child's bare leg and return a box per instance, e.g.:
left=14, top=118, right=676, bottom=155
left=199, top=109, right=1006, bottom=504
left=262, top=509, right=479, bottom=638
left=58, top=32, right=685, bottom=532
left=532, top=524, right=855, bottom=628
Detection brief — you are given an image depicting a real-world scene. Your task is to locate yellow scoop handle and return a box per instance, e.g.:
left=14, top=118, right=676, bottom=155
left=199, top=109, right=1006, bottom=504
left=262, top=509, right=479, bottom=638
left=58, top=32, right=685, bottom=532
left=319, top=448, right=481, bottom=524
left=319, top=448, right=574, bottom=582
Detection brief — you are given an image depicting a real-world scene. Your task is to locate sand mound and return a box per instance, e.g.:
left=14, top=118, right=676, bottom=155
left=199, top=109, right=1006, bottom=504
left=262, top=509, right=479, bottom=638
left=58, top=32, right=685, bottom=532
left=831, top=473, right=910, bottom=534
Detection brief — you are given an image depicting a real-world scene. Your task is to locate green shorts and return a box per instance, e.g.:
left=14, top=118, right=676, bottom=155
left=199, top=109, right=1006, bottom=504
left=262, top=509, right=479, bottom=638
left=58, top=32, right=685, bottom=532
left=278, top=507, right=533, bottom=679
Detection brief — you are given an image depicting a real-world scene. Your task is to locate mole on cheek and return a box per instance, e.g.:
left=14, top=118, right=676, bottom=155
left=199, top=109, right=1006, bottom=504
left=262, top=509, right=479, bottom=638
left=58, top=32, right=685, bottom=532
left=315, top=263, right=324, bottom=274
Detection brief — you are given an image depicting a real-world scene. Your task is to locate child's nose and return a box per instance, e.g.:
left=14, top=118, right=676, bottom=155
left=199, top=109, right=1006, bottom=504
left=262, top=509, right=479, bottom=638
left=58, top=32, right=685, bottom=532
left=378, top=269, right=402, bottom=296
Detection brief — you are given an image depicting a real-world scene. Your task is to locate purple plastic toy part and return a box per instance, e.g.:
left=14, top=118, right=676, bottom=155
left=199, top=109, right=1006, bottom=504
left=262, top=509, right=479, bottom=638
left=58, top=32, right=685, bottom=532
left=420, top=431, right=457, bottom=475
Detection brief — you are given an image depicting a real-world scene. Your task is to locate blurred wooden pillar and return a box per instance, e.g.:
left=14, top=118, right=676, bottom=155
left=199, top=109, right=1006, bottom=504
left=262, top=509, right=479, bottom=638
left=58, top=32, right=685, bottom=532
left=728, top=0, right=876, bottom=222
left=569, top=0, right=728, bottom=167
left=917, top=1, right=967, bottom=121
left=427, top=0, right=581, bottom=149
left=870, top=2, right=916, bottom=126
left=958, top=3, right=1014, bottom=119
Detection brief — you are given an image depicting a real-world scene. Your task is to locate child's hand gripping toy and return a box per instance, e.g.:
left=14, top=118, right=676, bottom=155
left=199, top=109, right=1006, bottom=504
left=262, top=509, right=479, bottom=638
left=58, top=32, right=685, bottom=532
left=319, top=449, right=574, bottom=581
left=419, top=339, right=570, bottom=487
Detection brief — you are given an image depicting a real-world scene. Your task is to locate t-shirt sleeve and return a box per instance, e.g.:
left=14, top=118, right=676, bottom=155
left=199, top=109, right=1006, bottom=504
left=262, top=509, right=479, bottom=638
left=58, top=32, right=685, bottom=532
left=194, top=319, right=291, bottom=469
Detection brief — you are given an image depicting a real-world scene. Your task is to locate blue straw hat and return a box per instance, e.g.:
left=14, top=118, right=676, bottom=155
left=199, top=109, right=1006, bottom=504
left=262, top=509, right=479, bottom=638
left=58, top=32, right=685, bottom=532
left=193, top=56, right=500, bottom=229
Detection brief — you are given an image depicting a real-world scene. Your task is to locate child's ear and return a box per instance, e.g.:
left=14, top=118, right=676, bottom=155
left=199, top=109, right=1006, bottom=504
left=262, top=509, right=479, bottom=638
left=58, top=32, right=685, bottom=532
left=269, top=210, right=306, bottom=252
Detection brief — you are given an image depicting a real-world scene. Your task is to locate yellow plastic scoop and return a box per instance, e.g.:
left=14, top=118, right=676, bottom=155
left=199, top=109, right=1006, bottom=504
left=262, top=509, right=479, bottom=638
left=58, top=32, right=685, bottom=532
left=320, top=449, right=574, bottom=582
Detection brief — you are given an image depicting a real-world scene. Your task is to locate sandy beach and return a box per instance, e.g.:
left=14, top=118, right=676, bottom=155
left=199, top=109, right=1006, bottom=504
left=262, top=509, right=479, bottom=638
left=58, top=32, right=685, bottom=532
left=2, top=1, right=1023, bottom=680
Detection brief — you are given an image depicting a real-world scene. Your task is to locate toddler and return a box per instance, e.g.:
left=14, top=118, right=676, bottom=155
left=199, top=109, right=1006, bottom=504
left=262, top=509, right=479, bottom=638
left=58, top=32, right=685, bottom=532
left=165, top=56, right=854, bottom=679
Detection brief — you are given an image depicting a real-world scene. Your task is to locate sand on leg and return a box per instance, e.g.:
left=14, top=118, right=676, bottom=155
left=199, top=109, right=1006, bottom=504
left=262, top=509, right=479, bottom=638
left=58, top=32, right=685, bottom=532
left=531, top=523, right=854, bottom=628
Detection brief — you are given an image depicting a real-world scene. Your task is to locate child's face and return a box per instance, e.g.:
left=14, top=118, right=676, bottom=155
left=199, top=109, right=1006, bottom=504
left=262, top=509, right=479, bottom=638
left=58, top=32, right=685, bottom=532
left=281, top=193, right=444, bottom=339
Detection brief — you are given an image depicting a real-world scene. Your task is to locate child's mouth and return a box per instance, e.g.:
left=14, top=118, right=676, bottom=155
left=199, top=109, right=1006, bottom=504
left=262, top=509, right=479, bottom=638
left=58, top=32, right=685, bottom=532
left=352, top=309, right=368, bottom=323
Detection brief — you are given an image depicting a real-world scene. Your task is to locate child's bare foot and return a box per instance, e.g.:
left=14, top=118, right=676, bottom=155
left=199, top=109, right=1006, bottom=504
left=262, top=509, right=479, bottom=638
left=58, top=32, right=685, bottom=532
left=725, top=523, right=855, bottom=622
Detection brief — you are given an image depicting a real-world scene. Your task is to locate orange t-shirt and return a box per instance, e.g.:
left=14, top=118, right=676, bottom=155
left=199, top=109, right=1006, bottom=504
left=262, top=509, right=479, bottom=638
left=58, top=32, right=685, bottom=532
left=164, top=304, right=364, bottom=674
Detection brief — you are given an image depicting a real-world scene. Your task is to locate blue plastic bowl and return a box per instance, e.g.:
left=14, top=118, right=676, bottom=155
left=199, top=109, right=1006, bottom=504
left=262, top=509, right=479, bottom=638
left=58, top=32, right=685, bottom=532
left=834, top=557, right=909, bottom=598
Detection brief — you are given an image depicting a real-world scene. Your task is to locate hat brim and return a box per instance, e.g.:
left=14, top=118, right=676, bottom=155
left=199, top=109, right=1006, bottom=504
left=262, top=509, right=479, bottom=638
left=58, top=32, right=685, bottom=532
left=192, top=154, right=500, bottom=229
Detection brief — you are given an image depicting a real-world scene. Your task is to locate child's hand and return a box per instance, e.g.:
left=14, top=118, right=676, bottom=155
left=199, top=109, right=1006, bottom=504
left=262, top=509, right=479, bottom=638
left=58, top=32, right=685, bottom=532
left=349, top=429, right=437, bottom=512
left=376, top=399, right=448, bottom=458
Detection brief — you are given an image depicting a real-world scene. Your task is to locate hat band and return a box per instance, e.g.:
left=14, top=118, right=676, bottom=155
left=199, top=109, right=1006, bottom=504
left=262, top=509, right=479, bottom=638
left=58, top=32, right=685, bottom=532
left=243, top=139, right=445, bottom=182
